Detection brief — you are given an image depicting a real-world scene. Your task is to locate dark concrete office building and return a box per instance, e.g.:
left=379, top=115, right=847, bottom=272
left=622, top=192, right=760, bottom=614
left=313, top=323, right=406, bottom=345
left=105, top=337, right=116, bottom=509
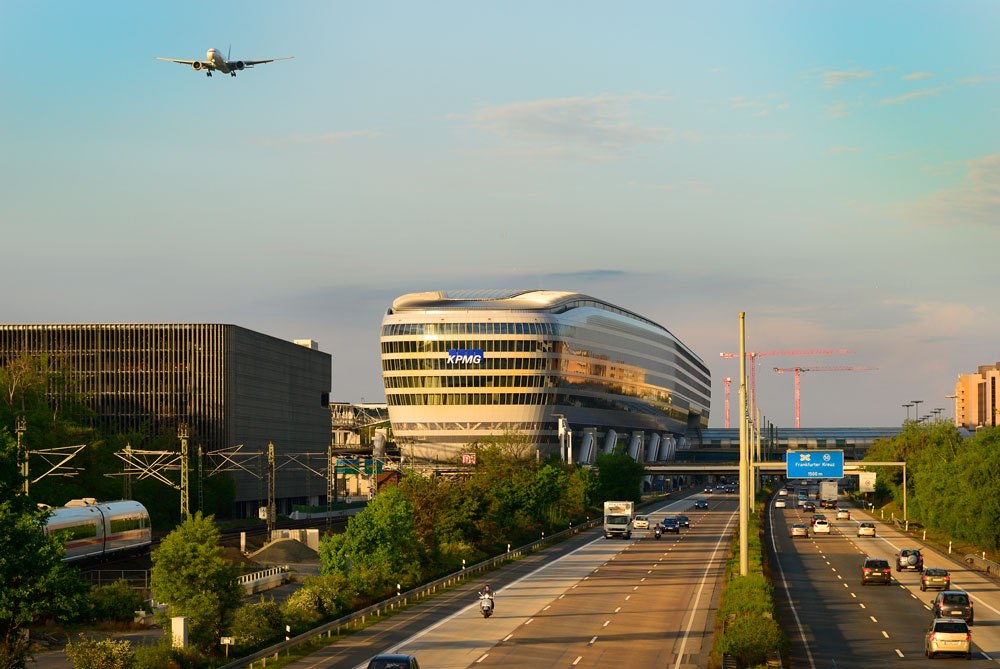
left=0, top=324, right=332, bottom=516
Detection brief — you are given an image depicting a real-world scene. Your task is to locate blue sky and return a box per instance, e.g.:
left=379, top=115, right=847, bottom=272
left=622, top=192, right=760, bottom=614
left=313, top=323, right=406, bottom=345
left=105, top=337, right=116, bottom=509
left=3, top=2, right=999, bottom=427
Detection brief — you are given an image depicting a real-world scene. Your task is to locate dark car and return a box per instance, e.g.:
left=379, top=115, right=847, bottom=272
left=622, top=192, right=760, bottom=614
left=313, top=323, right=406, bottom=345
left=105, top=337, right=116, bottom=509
left=921, top=568, right=952, bottom=592
left=809, top=513, right=826, bottom=526
left=803, top=501, right=816, bottom=512
left=897, top=548, right=924, bottom=572
left=861, top=558, right=892, bottom=585
left=724, top=485, right=736, bottom=493
left=663, top=517, right=680, bottom=533
left=930, top=591, right=974, bottom=626
left=703, top=485, right=713, bottom=493
left=676, top=514, right=690, bottom=528
left=368, top=654, right=421, bottom=669
left=694, top=498, right=709, bottom=509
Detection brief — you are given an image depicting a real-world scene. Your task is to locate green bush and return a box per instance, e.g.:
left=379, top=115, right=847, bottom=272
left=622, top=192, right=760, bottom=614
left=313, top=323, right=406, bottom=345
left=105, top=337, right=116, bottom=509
left=716, top=573, right=774, bottom=620
left=64, top=635, right=135, bottom=669
left=717, top=615, right=786, bottom=666
left=282, top=573, right=357, bottom=629
left=90, top=580, right=145, bottom=623
left=231, top=599, right=284, bottom=648
left=133, top=640, right=201, bottom=669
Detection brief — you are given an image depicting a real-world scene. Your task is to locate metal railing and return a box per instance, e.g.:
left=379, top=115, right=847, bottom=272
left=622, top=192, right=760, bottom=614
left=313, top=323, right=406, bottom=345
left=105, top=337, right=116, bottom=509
left=238, top=566, right=289, bottom=586
left=219, top=517, right=602, bottom=669
left=964, top=554, right=1000, bottom=580
left=80, top=570, right=150, bottom=589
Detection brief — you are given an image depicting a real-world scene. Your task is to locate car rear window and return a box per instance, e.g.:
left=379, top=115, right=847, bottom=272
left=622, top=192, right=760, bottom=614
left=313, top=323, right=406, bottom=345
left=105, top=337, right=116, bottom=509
left=866, top=560, right=888, bottom=569
left=934, top=622, right=969, bottom=634
left=943, top=594, right=969, bottom=605
left=926, top=569, right=947, bottom=576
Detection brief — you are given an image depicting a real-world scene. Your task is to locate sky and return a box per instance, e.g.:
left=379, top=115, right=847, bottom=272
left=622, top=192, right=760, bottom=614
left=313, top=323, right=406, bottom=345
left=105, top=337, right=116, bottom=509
left=3, top=2, right=999, bottom=429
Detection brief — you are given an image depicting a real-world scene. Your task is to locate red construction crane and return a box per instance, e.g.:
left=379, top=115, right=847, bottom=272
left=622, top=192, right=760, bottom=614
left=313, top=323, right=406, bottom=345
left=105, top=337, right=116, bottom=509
left=773, top=366, right=878, bottom=428
left=719, top=349, right=854, bottom=415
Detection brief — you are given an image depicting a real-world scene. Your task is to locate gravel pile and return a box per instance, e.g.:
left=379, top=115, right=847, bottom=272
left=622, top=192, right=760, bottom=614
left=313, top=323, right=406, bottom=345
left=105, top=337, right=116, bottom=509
left=251, top=539, right=320, bottom=564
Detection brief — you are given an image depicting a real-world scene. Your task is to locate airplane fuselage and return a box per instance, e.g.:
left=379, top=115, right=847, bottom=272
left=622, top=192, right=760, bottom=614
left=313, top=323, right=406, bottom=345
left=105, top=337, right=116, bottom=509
left=206, top=48, right=230, bottom=74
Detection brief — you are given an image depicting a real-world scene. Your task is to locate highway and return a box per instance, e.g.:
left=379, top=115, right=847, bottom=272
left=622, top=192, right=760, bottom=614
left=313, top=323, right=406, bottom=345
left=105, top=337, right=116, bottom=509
left=285, top=491, right=739, bottom=669
left=768, top=493, right=1000, bottom=667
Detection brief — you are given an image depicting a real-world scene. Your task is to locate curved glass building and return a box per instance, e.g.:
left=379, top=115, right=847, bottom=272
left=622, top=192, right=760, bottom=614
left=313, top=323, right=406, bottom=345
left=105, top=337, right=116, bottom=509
left=380, top=290, right=710, bottom=462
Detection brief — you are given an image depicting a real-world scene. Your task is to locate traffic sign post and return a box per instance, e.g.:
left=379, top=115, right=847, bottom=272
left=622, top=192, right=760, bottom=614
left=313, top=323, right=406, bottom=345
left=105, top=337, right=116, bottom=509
left=786, top=450, right=844, bottom=479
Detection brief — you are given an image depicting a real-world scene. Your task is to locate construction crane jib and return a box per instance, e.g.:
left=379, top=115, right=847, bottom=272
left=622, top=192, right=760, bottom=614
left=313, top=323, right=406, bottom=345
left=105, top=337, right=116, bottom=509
left=773, top=366, right=878, bottom=428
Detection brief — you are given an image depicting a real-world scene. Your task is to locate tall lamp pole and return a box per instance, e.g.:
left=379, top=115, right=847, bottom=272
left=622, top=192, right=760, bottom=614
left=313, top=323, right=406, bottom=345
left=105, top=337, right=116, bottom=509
left=911, top=400, right=923, bottom=423
left=738, top=312, right=749, bottom=577
left=902, top=403, right=913, bottom=421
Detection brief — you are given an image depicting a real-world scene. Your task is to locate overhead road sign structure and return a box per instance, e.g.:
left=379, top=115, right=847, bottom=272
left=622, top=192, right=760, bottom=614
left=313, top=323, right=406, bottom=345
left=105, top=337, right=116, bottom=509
left=786, top=450, right=844, bottom=478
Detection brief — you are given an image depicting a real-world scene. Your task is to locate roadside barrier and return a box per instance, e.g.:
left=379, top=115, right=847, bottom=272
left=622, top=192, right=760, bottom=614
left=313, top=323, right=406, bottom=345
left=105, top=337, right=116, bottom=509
left=220, top=517, right=603, bottom=668
left=964, top=553, right=1000, bottom=580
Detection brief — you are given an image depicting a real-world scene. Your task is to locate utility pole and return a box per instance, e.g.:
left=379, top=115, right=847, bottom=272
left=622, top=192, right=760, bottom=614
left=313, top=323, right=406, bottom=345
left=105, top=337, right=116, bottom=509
left=267, top=442, right=276, bottom=543
left=327, top=442, right=335, bottom=533
left=738, top=313, right=749, bottom=576
left=724, top=378, right=732, bottom=429
left=124, top=442, right=133, bottom=499
left=16, top=415, right=27, bottom=495
left=197, top=445, right=204, bottom=513
left=178, top=424, right=189, bottom=518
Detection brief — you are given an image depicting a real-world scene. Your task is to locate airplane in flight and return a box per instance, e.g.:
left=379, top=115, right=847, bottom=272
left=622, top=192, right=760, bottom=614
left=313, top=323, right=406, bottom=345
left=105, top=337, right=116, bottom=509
left=156, top=47, right=292, bottom=77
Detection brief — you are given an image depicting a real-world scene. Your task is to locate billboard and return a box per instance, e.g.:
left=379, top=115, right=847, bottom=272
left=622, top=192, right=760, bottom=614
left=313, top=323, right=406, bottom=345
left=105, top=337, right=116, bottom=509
left=858, top=471, right=876, bottom=492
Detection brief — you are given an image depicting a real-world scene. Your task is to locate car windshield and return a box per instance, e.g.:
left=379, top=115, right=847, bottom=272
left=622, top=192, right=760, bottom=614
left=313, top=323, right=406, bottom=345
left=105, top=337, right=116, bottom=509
left=934, top=622, right=969, bottom=634
left=943, top=594, right=968, bottom=605
left=606, top=515, right=629, bottom=524
left=635, top=516, right=648, bottom=521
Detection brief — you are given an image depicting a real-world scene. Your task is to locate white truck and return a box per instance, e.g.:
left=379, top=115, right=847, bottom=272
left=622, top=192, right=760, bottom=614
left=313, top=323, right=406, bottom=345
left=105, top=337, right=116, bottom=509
left=604, top=501, right=634, bottom=539
left=820, top=480, right=838, bottom=507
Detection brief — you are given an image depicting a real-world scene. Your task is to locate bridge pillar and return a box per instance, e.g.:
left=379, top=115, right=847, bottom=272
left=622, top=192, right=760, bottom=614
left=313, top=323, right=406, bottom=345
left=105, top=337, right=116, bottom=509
left=645, top=433, right=661, bottom=463
left=602, top=429, right=618, bottom=453
left=627, top=432, right=642, bottom=461
left=578, top=431, right=595, bottom=464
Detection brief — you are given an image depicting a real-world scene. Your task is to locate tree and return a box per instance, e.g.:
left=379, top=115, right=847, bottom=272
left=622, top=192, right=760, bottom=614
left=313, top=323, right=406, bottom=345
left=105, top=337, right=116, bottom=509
left=594, top=447, right=645, bottom=503
left=0, top=431, right=89, bottom=668
left=318, top=486, right=423, bottom=592
left=149, top=512, right=242, bottom=650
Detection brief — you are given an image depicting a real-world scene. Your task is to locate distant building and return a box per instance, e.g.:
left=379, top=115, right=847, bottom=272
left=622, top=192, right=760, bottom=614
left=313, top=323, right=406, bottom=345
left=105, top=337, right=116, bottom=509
left=0, top=324, right=331, bottom=517
left=380, top=290, right=710, bottom=462
left=954, top=362, right=1000, bottom=429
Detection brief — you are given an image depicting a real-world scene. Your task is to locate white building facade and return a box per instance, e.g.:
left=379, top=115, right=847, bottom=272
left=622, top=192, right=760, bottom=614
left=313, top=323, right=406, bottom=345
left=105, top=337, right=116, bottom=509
left=380, top=290, right=711, bottom=462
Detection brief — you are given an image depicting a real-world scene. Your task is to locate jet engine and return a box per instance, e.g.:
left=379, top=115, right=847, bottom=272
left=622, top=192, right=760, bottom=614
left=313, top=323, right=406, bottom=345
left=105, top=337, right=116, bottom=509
left=234, top=61, right=245, bottom=70
left=192, top=61, right=203, bottom=71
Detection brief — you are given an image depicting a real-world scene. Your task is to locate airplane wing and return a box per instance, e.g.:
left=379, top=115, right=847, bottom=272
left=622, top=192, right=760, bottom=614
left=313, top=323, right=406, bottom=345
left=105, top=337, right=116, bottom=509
left=155, top=57, right=213, bottom=67
left=236, top=56, right=294, bottom=68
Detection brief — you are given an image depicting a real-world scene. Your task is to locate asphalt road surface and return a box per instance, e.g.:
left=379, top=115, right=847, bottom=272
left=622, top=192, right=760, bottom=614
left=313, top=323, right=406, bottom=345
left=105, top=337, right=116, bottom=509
left=285, top=489, right=739, bottom=669
left=768, top=493, right=1000, bottom=667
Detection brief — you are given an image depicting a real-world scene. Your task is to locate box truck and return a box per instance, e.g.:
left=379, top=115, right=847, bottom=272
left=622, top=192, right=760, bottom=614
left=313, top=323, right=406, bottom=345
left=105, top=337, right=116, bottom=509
left=604, top=501, right=634, bottom=539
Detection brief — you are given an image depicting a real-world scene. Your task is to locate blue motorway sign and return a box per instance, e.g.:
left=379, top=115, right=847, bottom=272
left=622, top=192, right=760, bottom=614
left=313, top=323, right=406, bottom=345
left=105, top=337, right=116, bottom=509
left=786, top=450, right=844, bottom=479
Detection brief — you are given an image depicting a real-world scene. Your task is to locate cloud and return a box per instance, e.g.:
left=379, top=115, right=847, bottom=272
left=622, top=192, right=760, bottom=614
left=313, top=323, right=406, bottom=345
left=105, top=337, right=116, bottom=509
left=893, top=153, right=1000, bottom=227
left=879, top=87, right=948, bottom=105
left=903, top=72, right=933, bottom=80
left=821, top=70, right=873, bottom=88
left=454, top=94, right=669, bottom=159
left=958, top=75, right=1000, bottom=85
left=826, top=101, right=862, bottom=118
left=830, top=146, right=860, bottom=153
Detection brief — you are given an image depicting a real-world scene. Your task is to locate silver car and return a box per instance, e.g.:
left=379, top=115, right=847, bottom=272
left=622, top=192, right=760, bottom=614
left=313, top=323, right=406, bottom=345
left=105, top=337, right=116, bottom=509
left=924, top=618, right=971, bottom=660
left=789, top=523, right=808, bottom=538
left=857, top=521, right=876, bottom=537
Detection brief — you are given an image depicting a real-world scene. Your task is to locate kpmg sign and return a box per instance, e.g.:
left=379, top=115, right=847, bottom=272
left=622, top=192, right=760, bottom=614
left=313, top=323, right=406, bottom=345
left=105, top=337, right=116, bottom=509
left=786, top=450, right=844, bottom=479
left=447, top=349, right=484, bottom=364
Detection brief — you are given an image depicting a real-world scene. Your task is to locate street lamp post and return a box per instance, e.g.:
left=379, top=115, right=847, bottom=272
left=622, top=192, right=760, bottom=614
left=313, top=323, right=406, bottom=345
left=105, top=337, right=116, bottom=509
left=911, top=400, right=923, bottom=424
left=902, top=403, right=913, bottom=421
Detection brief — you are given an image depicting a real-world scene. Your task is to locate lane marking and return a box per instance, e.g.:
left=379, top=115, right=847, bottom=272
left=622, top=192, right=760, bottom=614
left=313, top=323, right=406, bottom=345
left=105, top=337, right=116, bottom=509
left=603, top=620, right=610, bottom=627
left=573, top=658, right=582, bottom=666
left=476, top=654, right=488, bottom=663
left=859, top=603, right=866, bottom=609
left=633, top=586, right=639, bottom=591
left=881, top=630, right=889, bottom=639
left=524, top=618, right=533, bottom=625
left=589, top=636, right=597, bottom=645
left=768, top=502, right=817, bottom=669
left=614, top=607, right=621, bottom=613
left=870, top=616, right=877, bottom=622
left=502, top=634, right=512, bottom=642
left=674, top=508, right=739, bottom=669
left=543, top=605, right=550, bottom=611
left=625, top=595, right=631, bottom=601
left=895, top=649, right=903, bottom=658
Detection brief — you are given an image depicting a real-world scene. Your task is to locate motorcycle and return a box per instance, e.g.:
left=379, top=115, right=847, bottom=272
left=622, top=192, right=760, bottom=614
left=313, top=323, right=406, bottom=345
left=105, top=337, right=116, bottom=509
left=654, top=525, right=662, bottom=540
left=479, top=592, right=494, bottom=618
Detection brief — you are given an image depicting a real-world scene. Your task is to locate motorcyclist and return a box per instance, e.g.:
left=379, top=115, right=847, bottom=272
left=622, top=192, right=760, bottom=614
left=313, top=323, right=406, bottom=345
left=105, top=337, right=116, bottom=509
left=479, top=584, right=495, bottom=611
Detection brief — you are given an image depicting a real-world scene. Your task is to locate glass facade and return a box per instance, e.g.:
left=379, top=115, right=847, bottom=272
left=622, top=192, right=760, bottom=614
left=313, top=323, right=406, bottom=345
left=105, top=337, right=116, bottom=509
left=381, top=291, right=710, bottom=461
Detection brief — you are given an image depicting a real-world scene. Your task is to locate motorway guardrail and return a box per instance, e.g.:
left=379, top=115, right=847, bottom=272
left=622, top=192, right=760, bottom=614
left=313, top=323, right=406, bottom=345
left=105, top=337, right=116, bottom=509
left=220, top=517, right=603, bottom=669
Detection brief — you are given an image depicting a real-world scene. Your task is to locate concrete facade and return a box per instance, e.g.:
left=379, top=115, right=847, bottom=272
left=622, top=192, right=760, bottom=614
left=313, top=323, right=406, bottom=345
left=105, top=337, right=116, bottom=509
left=954, top=362, right=1000, bottom=430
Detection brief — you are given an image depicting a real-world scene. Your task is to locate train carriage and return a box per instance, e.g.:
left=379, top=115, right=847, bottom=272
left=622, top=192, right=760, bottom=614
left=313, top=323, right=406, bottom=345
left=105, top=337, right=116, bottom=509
left=44, top=499, right=151, bottom=562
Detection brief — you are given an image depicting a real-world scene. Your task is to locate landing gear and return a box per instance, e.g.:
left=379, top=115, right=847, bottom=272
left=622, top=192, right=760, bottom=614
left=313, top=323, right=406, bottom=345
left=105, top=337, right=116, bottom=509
left=206, top=71, right=212, bottom=77
left=230, top=71, right=237, bottom=77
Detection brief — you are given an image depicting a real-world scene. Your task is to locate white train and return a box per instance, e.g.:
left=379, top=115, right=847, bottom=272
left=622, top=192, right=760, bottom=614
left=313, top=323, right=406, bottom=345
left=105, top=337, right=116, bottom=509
left=44, top=499, right=152, bottom=562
